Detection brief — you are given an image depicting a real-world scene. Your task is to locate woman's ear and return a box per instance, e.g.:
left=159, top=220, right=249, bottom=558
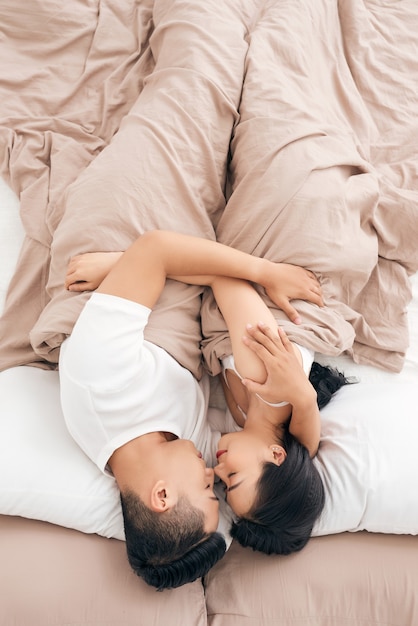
left=269, top=445, right=287, bottom=466
left=149, top=480, right=178, bottom=512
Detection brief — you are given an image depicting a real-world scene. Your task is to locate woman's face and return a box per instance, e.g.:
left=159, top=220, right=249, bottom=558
left=214, top=431, right=285, bottom=517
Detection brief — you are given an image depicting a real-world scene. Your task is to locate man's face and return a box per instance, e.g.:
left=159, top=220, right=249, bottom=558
left=156, top=438, right=220, bottom=532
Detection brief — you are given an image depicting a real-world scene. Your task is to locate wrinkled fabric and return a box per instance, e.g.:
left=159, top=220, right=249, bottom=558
left=201, top=0, right=418, bottom=374
left=0, top=0, right=259, bottom=377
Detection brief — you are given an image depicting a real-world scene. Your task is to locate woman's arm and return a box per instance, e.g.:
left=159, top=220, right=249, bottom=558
left=209, top=278, right=320, bottom=456
left=211, top=277, right=281, bottom=383
left=241, top=323, right=320, bottom=457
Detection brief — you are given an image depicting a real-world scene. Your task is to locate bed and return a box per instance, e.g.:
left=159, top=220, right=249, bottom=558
left=1, top=1, right=418, bottom=625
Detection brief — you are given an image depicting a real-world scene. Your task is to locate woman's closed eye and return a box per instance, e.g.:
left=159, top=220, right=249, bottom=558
left=226, top=472, right=243, bottom=493
left=220, top=472, right=236, bottom=489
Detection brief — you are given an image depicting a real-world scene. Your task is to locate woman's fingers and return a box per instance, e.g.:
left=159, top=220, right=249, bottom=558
left=243, top=322, right=288, bottom=356
left=276, top=325, right=293, bottom=352
left=242, top=331, right=277, bottom=367
left=240, top=376, right=264, bottom=395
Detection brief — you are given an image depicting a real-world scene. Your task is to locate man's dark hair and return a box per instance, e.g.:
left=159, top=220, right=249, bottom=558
left=120, top=490, right=226, bottom=591
left=231, top=362, right=352, bottom=555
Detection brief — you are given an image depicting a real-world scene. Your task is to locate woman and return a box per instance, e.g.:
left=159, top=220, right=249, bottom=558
left=205, top=275, right=350, bottom=555
left=65, top=230, right=347, bottom=559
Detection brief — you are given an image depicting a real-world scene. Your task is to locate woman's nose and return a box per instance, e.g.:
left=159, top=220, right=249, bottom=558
left=213, top=464, right=223, bottom=480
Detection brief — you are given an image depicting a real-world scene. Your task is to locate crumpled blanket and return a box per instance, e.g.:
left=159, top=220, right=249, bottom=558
left=1, top=0, right=417, bottom=376
left=0, top=0, right=259, bottom=378
left=201, top=0, right=418, bottom=374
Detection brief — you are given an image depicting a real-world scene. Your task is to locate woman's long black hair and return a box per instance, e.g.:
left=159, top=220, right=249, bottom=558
left=231, top=361, right=352, bottom=555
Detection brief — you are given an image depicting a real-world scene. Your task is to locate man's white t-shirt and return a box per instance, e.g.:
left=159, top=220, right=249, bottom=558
left=59, top=292, right=220, bottom=474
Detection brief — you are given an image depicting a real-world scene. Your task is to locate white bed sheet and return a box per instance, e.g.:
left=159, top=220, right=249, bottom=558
left=0, top=178, right=23, bottom=311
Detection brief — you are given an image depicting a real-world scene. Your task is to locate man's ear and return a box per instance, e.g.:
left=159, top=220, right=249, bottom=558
left=149, top=480, right=178, bottom=512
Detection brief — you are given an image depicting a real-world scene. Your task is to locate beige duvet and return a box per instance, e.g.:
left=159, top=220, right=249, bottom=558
left=1, top=0, right=417, bottom=377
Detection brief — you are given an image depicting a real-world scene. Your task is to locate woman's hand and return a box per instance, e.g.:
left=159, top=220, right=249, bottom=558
left=241, top=322, right=320, bottom=456
left=65, top=252, right=123, bottom=291
left=264, top=263, right=324, bottom=324
left=241, top=322, right=317, bottom=408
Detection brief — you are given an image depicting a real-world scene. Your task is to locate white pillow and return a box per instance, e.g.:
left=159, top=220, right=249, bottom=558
left=2, top=366, right=418, bottom=540
left=0, top=365, right=236, bottom=543
left=0, top=366, right=125, bottom=539
left=313, top=381, right=418, bottom=536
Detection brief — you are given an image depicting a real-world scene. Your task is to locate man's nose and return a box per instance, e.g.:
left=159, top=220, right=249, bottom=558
left=206, top=467, right=215, bottom=485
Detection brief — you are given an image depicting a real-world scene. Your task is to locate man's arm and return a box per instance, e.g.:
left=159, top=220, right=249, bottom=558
left=66, top=230, right=322, bottom=320
left=95, top=230, right=269, bottom=309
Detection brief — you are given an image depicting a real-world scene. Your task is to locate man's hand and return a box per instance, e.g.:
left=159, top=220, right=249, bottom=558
left=65, top=252, right=123, bottom=291
left=264, top=263, right=324, bottom=324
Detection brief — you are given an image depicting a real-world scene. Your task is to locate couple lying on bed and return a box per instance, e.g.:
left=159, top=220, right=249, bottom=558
left=60, top=230, right=349, bottom=591
left=53, top=0, right=351, bottom=593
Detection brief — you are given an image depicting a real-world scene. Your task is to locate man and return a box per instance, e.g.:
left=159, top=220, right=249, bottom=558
left=52, top=0, right=260, bottom=589
left=60, top=230, right=321, bottom=589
